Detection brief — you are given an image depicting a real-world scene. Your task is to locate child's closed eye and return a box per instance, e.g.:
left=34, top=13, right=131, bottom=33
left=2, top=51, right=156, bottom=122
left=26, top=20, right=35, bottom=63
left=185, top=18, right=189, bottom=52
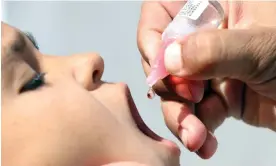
left=20, top=73, right=45, bottom=93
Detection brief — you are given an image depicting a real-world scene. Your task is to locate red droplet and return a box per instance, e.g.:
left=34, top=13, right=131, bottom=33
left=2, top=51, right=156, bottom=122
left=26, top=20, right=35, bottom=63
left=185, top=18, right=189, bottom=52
left=147, top=88, right=155, bottom=99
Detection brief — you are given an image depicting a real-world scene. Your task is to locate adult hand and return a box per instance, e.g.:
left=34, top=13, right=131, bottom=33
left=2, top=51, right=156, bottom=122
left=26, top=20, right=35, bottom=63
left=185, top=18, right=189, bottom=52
left=138, top=0, right=210, bottom=159
left=164, top=27, right=276, bottom=130
left=137, top=0, right=276, bottom=159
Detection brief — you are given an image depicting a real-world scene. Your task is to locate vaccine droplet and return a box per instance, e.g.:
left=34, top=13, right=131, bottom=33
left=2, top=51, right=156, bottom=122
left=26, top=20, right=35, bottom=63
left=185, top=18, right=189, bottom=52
left=147, top=87, right=156, bottom=99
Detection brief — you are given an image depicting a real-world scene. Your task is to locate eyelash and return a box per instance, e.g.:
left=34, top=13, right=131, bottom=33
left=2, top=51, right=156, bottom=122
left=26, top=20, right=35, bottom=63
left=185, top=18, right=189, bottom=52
left=20, top=73, right=45, bottom=93
left=24, top=32, right=39, bottom=49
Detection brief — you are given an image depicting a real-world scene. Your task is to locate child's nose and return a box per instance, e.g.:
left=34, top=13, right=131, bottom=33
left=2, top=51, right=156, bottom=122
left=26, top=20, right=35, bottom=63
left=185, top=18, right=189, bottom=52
left=71, top=53, right=104, bottom=90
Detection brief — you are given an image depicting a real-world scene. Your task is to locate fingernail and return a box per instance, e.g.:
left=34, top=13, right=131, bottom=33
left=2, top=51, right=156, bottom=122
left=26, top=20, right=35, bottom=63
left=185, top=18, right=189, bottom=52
left=164, top=42, right=183, bottom=75
left=173, top=79, right=204, bottom=102
left=189, top=83, right=204, bottom=103
left=179, top=129, right=189, bottom=149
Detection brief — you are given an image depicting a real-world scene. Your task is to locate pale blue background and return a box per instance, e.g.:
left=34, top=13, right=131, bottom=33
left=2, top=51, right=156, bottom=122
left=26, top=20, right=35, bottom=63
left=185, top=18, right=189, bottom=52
left=3, top=1, right=276, bottom=166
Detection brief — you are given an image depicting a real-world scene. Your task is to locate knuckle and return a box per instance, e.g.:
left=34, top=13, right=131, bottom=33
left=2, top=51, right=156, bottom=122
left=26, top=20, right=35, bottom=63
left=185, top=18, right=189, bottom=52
left=137, top=28, right=150, bottom=64
left=193, top=31, right=221, bottom=57
left=186, top=31, right=221, bottom=75
left=240, top=33, right=260, bottom=79
left=141, top=57, right=150, bottom=75
left=137, top=35, right=147, bottom=62
left=203, top=31, right=221, bottom=59
left=247, top=29, right=276, bottom=83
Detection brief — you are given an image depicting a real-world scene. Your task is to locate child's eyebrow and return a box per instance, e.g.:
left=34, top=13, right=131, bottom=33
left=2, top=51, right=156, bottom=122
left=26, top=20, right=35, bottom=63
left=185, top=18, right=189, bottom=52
left=10, top=31, right=27, bottom=54
left=2, top=31, right=26, bottom=68
left=2, top=31, right=40, bottom=73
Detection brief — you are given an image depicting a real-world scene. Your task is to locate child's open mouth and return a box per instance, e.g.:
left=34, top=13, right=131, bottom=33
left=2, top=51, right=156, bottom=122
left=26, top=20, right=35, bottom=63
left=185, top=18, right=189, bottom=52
left=125, top=86, right=181, bottom=156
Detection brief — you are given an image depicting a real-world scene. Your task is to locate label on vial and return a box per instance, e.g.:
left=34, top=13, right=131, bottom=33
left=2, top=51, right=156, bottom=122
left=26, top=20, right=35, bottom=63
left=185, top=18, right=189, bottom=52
left=177, top=0, right=209, bottom=20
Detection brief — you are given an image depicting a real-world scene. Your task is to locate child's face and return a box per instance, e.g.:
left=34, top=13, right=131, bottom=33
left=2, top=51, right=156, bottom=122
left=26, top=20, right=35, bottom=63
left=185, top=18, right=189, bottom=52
left=1, top=23, right=180, bottom=166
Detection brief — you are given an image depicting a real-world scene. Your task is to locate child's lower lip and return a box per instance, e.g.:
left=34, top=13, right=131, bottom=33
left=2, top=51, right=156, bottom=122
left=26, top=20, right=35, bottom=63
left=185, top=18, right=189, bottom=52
left=159, top=139, right=181, bottom=156
left=136, top=115, right=181, bottom=156
left=125, top=86, right=180, bottom=156
left=134, top=107, right=181, bottom=156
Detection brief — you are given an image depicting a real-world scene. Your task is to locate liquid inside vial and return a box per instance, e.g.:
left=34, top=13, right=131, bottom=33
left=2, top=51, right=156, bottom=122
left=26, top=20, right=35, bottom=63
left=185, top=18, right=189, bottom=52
left=147, top=87, right=156, bottom=99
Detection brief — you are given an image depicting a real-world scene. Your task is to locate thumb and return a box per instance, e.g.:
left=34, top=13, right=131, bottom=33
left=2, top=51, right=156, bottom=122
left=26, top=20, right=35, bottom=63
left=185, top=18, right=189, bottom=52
left=164, top=28, right=276, bottom=83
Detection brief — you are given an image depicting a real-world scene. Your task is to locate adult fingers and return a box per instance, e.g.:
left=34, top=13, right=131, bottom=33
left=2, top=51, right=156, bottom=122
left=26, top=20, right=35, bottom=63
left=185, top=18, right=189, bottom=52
left=164, top=28, right=276, bottom=87
left=161, top=100, right=207, bottom=152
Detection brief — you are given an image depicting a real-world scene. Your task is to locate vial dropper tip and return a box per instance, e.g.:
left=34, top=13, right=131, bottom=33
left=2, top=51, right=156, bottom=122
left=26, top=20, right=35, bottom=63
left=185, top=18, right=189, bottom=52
left=147, top=87, right=156, bottom=99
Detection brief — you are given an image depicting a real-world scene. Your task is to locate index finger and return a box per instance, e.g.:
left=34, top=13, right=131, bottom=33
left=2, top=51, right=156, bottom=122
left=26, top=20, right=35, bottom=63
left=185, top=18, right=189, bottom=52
left=137, top=1, right=184, bottom=65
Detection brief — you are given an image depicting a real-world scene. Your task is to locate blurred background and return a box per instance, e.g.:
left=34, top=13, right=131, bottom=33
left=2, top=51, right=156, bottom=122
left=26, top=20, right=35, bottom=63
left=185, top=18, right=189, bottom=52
left=2, top=1, right=275, bottom=166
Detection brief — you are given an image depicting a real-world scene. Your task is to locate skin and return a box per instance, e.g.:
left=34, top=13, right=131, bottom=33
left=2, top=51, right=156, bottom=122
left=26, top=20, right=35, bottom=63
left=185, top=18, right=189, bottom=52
left=1, top=22, right=180, bottom=166
left=137, top=1, right=276, bottom=159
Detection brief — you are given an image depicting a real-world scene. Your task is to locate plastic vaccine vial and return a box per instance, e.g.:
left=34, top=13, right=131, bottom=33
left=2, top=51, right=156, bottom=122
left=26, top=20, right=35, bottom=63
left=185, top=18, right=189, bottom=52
left=146, top=0, right=224, bottom=88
